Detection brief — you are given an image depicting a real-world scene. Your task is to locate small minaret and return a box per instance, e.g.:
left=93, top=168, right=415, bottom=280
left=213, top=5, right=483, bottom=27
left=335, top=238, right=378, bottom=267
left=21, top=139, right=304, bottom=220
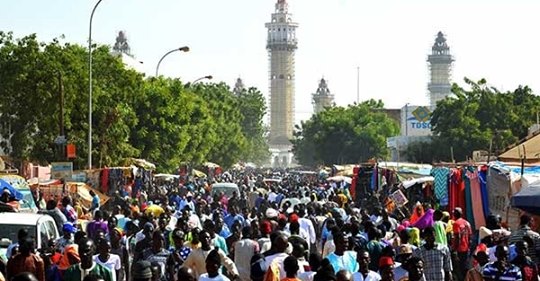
left=233, top=78, right=245, bottom=95
left=427, top=31, right=454, bottom=107
left=312, top=78, right=334, bottom=114
left=113, top=31, right=131, bottom=56
left=266, top=0, right=298, bottom=145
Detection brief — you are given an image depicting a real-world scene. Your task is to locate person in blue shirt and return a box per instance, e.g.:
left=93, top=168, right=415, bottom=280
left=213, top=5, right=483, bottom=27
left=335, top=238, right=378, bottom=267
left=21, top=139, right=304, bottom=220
left=90, top=190, right=100, bottom=214
left=224, top=206, right=245, bottom=230
left=325, top=231, right=359, bottom=274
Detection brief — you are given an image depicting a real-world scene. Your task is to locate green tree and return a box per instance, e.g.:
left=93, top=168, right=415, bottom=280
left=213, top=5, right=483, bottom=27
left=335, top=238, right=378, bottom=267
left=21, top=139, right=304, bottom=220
left=293, top=99, right=399, bottom=166
left=236, top=87, right=269, bottom=165
left=0, top=32, right=142, bottom=168
left=193, top=83, right=247, bottom=168
left=429, top=78, right=540, bottom=161
left=0, top=32, right=270, bottom=171
left=129, top=78, right=216, bottom=172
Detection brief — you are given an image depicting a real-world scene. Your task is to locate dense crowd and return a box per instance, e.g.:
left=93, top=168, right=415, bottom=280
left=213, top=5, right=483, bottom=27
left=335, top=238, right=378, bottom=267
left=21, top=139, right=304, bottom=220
left=0, top=171, right=539, bottom=281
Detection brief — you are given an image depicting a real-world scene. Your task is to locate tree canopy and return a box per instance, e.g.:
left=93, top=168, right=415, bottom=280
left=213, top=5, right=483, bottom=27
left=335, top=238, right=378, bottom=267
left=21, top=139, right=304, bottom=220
left=405, top=78, right=540, bottom=162
left=0, top=32, right=268, bottom=172
left=292, top=100, right=399, bottom=166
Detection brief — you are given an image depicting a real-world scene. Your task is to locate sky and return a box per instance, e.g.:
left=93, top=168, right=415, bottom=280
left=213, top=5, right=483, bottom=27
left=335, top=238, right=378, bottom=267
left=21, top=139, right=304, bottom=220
left=2, top=0, right=540, bottom=124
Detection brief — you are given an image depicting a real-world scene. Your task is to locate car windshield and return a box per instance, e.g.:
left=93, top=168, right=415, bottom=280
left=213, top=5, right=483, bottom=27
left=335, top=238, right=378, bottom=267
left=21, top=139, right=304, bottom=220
left=212, top=186, right=238, bottom=198
left=19, top=190, right=37, bottom=212
left=0, top=224, right=36, bottom=247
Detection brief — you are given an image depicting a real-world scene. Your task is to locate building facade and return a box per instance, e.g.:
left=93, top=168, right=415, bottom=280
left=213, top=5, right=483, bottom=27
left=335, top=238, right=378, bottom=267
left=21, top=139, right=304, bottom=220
left=266, top=0, right=298, bottom=167
left=428, top=31, right=454, bottom=107
left=312, top=78, right=334, bottom=114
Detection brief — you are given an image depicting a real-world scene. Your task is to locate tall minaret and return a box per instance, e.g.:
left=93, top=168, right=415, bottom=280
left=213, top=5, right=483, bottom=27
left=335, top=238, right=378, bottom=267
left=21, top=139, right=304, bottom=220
left=428, top=31, right=454, bottom=108
left=266, top=0, right=298, bottom=146
left=312, top=78, right=334, bottom=114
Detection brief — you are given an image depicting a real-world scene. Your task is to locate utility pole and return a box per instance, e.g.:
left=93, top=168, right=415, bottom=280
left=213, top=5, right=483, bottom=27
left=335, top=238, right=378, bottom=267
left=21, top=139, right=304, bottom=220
left=58, top=72, right=64, bottom=138
left=356, top=66, right=360, bottom=103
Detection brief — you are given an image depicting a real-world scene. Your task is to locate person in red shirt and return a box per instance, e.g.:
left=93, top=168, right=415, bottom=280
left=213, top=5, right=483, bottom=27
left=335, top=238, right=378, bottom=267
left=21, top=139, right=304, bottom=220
left=452, top=207, right=472, bottom=281
left=7, top=238, right=45, bottom=281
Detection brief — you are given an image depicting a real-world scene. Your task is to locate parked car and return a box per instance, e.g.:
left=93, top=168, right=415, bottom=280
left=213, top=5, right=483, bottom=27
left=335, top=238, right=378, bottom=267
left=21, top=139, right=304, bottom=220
left=0, top=213, right=59, bottom=263
left=211, top=182, right=240, bottom=198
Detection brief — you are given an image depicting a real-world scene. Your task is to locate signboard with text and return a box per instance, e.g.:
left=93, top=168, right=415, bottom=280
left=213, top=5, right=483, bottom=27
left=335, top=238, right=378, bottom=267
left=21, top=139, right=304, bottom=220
left=51, top=162, right=73, bottom=180
left=401, top=105, right=433, bottom=137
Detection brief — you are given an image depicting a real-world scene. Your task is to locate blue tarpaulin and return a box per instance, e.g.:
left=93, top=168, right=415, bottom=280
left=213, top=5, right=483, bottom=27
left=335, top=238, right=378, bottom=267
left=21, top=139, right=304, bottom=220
left=491, top=161, right=540, bottom=175
left=511, top=184, right=540, bottom=215
left=0, top=179, right=24, bottom=201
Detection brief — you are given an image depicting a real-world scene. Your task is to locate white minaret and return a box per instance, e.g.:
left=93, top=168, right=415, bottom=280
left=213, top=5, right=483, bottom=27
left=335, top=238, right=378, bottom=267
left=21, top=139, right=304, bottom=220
left=312, top=78, right=334, bottom=114
left=266, top=0, right=298, bottom=146
left=233, top=77, right=245, bottom=95
left=265, top=0, right=298, bottom=168
left=428, top=31, right=454, bottom=107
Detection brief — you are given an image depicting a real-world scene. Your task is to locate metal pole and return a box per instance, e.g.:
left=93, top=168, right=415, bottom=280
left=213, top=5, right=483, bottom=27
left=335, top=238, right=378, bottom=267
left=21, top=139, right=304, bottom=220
left=58, top=72, right=64, bottom=137
left=356, top=66, right=360, bottom=103
left=89, top=0, right=104, bottom=169
left=405, top=103, right=409, bottom=137
left=155, top=46, right=190, bottom=77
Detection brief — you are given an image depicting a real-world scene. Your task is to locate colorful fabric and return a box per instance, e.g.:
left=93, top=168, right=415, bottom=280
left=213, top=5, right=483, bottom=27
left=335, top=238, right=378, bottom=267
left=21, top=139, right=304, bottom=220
left=449, top=169, right=465, bottom=216
left=409, top=205, right=425, bottom=225
left=467, top=169, right=486, bottom=230
left=412, top=209, right=434, bottom=230
left=479, top=167, right=490, bottom=221
left=431, top=167, right=450, bottom=206
left=101, top=169, right=110, bottom=194
left=433, top=221, right=448, bottom=246
left=463, top=169, right=475, bottom=230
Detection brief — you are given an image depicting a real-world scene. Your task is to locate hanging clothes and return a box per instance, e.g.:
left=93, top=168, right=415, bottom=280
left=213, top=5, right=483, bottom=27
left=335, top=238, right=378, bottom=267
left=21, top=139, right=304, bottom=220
left=467, top=168, right=486, bottom=230
left=431, top=167, right=450, bottom=206
left=463, top=167, right=475, bottom=229
left=449, top=168, right=466, bottom=214
left=371, top=166, right=378, bottom=191
left=101, top=168, right=110, bottom=194
left=479, top=166, right=490, bottom=219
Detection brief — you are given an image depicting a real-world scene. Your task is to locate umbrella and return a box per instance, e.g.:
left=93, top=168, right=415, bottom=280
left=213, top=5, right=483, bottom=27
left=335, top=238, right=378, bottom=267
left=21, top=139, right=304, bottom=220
left=511, top=184, right=540, bottom=215
left=0, top=179, right=23, bottom=201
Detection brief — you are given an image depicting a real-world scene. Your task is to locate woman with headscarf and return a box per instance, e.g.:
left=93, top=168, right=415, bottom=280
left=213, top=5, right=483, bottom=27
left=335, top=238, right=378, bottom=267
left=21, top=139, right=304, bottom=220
left=407, top=228, right=421, bottom=247
left=409, top=203, right=424, bottom=225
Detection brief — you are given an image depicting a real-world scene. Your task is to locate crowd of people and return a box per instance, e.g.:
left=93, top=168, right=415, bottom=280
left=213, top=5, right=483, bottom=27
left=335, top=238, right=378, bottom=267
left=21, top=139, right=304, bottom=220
left=0, top=170, right=539, bottom=281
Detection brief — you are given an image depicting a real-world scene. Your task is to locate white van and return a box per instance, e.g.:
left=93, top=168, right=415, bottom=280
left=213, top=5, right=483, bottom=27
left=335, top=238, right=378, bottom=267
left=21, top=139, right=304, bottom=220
left=0, top=213, right=59, bottom=262
left=211, top=182, right=240, bottom=198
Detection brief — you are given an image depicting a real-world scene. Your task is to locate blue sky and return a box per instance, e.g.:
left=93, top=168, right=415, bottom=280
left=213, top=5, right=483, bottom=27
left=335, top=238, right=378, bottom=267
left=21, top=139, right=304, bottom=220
left=2, top=0, right=540, bottom=124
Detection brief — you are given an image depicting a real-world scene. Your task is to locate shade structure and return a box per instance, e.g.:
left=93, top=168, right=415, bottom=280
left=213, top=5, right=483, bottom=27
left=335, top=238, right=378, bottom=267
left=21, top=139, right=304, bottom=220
left=511, top=184, right=540, bottom=215
left=0, top=179, right=23, bottom=200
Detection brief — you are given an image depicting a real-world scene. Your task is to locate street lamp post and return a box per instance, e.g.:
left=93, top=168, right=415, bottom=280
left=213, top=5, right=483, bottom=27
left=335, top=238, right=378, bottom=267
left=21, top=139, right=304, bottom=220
left=88, top=0, right=104, bottom=169
left=191, top=75, right=213, bottom=84
left=155, top=46, right=190, bottom=77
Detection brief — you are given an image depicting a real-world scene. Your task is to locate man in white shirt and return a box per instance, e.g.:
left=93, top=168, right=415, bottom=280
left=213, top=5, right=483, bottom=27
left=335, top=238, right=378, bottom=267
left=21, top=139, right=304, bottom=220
left=265, top=234, right=300, bottom=280
left=234, top=227, right=260, bottom=281
left=298, top=208, right=316, bottom=250
left=352, top=250, right=381, bottom=281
